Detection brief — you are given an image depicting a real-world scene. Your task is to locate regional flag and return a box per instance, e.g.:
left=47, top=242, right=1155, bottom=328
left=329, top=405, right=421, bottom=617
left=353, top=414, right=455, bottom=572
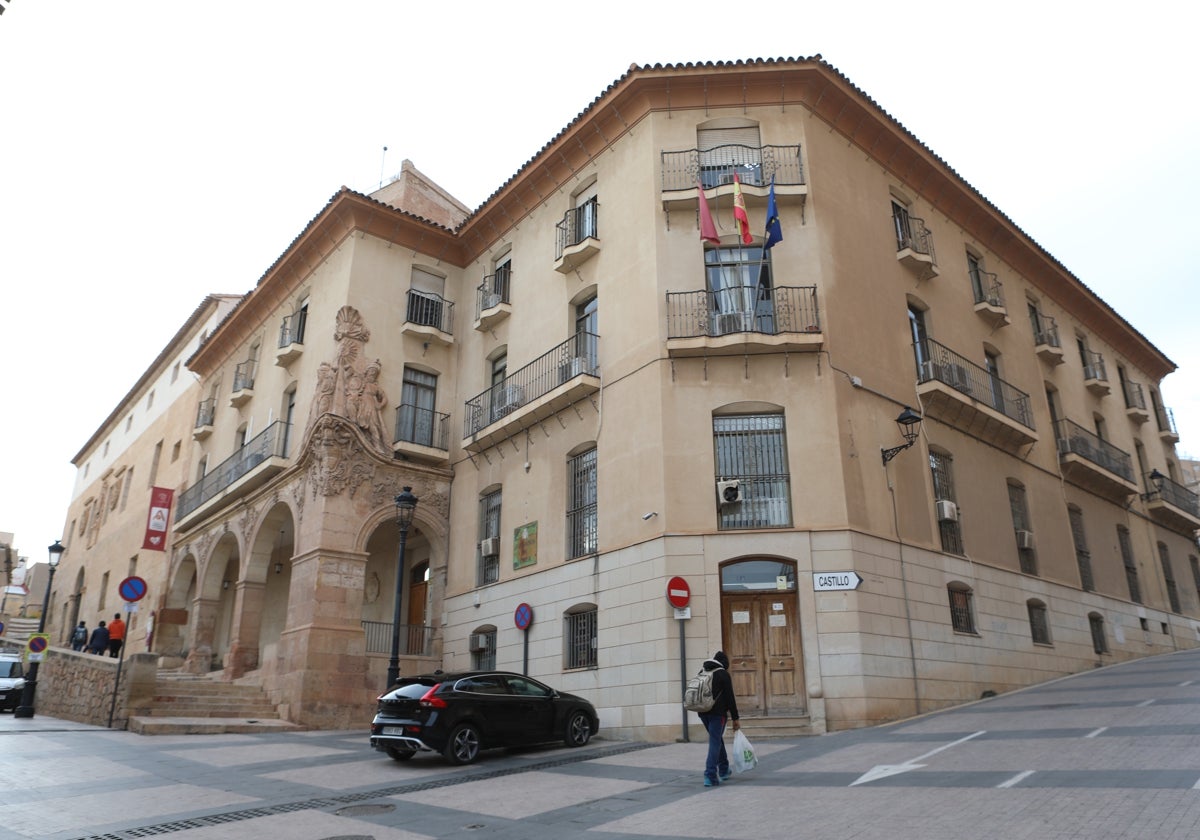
left=764, top=176, right=783, bottom=249
left=731, top=173, right=752, bottom=244
left=142, top=486, right=174, bottom=551
left=697, top=180, right=720, bottom=244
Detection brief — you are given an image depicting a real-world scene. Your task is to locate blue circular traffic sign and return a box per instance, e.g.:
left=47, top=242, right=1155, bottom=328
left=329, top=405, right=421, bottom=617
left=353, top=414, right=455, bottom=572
left=118, top=576, right=148, bottom=603
left=514, top=602, right=534, bottom=631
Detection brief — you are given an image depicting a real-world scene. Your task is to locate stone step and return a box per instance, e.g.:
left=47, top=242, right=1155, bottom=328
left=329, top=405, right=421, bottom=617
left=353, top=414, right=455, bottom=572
left=128, top=716, right=305, bottom=735
left=152, top=683, right=273, bottom=697
left=143, top=701, right=280, bottom=717
left=737, top=715, right=815, bottom=739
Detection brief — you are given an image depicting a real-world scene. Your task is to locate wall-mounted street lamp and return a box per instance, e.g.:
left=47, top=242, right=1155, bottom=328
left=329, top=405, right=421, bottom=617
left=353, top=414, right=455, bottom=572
left=13, top=540, right=64, bottom=719
left=386, top=486, right=419, bottom=690
left=881, top=407, right=923, bottom=465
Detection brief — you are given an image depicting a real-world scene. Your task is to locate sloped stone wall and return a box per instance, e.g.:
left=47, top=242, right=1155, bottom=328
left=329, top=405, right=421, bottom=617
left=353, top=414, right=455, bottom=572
left=36, top=648, right=157, bottom=728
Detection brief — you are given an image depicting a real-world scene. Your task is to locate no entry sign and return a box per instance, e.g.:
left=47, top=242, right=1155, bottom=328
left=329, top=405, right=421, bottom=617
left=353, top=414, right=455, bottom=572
left=666, top=576, right=690, bottom=608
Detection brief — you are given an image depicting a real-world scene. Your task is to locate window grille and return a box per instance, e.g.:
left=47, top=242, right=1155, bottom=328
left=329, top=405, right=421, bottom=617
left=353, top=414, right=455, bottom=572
left=1159, top=542, right=1181, bottom=613
left=1067, top=506, right=1094, bottom=591
left=477, top=490, right=502, bottom=586
left=1118, top=526, right=1141, bottom=603
left=564, top=606, right=597, bottom=670
left=713, top=414, right=791, bottom=529
left=948, top=585, right=975, bottom=634
left=930, top=452, right=963, bottom=555
left=1088, top=613, right=1108, bottom=654
left=1027, top=601, right=1051, bottom=645
left=567, top=448, right=597, bottom=559
left=1007, top=482, right=1037, bottom=575
left=471, top=629, right=496, bottom=671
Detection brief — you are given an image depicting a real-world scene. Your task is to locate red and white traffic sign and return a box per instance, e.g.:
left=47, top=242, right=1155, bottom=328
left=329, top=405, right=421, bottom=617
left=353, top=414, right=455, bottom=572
left=666, top=576, right=690, bottom=608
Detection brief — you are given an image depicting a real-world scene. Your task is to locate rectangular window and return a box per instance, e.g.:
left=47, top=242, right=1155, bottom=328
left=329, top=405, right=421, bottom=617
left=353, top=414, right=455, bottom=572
left=713, top=414, right=791, bottom=530
left=1118, top=526, right=1141, bottom=603
left=470, top=629, right=496, bottom=671
left=99, top=572, right=109, bottom=611
left=171, top=362, right=181, bottom=383
left=948, top=586, right=975, bottom=634
left=1028, top=602, right=1051, bottom=645
left=398, top=368, right=438, bottom=447
left=704, top=246, right=774, bottom=336
left=1160, top=543, right=1181, bottom=613
left=1190, top=556, right=1200, bottom=607
left=1089, top=614, right=1108, bottom=654
left=567, top=448, right=598, bottom=559
left=1007, top=483, right=1037, bottom=575
left=120, top=468, right=134, bottom=512
left=930, top=452, right=963, bottom=555
left=149, top=441, right=163, bottom=487
left=477, top=490, right=502, bottom=586
left=564, top=607, right=598, bottom=670
left=1068, top=507, right=1094, bottom=591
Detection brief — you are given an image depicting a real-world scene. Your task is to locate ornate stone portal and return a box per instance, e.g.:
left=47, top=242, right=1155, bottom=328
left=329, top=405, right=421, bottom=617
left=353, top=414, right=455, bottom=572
left=305, top=305, right=391, bottom=459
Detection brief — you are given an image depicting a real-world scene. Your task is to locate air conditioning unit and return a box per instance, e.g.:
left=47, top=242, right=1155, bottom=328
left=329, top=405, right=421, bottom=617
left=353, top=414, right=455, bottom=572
left=469, top=633, right=492, bottom=653
left=479, top=536, right=500, bottom=557
left=716, top=479, right=743, bottom=506
left=1015, top=529, right=1036, bottom=550
left=494, top=384, right=524, bottom=415
left=935, top=499, right=959, bottom=523
left=715, top=312, right=752, bottom=336
left=947, top=364, right=972, bottom=392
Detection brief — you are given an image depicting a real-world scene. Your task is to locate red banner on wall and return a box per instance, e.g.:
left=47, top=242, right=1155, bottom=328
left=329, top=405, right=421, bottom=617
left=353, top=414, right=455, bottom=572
left=141, top=486, right=174, bottom=551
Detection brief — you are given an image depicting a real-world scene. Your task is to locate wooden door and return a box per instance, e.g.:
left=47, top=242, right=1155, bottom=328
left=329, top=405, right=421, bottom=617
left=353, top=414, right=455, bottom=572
left=721, top=592, right=805, bottom=715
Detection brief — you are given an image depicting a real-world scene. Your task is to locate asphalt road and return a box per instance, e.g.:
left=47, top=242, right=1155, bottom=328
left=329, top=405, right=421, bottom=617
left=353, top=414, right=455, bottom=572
left=2, top=647, right=1200, bottom=840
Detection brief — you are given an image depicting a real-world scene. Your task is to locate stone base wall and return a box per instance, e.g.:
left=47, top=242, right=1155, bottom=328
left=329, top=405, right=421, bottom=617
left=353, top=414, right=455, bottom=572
left=36, top=648, right=157, bottom=728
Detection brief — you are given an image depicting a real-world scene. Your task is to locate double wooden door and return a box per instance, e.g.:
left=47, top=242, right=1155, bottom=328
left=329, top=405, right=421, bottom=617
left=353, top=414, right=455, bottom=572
left=720, top=591, right=805, bottom=715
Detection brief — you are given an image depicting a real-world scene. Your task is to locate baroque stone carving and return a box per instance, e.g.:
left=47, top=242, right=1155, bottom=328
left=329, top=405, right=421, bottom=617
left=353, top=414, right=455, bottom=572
left=369, top=475, right=450, bottom=521
left=303, top=305, right=391, bottom=458
left=309, top=415, right=377, bottom=498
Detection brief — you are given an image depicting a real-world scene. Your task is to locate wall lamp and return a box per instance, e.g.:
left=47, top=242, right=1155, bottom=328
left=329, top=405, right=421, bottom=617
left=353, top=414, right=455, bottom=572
left=1142, top=468, right=1166, bottom=501
left=881, top=407, right=923, bottom=465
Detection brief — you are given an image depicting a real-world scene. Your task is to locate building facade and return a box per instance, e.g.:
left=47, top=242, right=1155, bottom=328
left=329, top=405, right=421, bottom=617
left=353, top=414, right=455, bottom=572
left=49, top=59, right=1200, bottom=737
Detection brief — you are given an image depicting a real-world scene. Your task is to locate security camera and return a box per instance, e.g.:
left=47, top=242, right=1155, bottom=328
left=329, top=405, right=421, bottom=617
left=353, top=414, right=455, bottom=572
left=642, top=511, right=658, bottom=520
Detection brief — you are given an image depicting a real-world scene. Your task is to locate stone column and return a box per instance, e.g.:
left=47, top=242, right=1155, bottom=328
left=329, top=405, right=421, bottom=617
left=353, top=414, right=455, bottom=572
left=225, top=580, right=265, bottom=679
left=183, top=597, right=220, bottom=674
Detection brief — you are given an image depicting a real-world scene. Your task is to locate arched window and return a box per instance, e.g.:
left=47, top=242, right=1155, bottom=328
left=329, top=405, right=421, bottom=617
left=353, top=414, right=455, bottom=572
left=1026, top=599, right=1051, bottom=646
left=470, top=625, right=497, bottom=670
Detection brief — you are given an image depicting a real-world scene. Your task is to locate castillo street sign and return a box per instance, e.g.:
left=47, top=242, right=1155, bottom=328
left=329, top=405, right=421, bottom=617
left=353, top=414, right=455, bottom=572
left=813, top=571, right=863, bottom=591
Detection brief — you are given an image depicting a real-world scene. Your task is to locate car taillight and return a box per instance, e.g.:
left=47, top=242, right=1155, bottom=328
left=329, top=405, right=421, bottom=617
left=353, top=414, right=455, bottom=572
left=418, top=683, right=447, bottom=709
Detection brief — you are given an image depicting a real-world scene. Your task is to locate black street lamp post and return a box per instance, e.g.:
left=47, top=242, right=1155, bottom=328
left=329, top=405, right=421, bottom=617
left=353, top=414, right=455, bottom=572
left=385, top=487, right=418, bottom=691
left=14, top=540, right=64, bottom=719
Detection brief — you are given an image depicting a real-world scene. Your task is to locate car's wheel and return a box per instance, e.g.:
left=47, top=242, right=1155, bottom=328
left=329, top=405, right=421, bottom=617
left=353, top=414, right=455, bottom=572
left=385, top=745, right=416, bottom=762
left=443, top=723, right=481, bottom=765
left=564, top=710, right=592, bottom=747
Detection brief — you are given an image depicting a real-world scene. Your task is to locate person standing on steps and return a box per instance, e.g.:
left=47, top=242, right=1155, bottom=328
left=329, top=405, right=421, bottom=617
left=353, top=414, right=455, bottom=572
left=699, top=650, right=740, bottom=787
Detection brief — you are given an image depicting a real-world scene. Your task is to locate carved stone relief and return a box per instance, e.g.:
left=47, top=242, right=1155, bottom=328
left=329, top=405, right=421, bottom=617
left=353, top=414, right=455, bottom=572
left=308, top=415, right=377, bottom=498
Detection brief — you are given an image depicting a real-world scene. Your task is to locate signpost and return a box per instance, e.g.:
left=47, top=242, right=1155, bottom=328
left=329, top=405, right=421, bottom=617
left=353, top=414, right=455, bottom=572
left=109, top=576, right=149, bottom=727
left=813, top=571, right=863, bottom=591
left=666, top=576, right=691, bottom=742
left=514, top=602, right=534, bottom=675
left=26, top=634, right=48, bottom=663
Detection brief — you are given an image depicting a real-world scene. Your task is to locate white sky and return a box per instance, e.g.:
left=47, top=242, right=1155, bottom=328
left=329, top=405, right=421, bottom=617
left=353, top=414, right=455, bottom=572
left=1, top=1, right=1196, bottom=561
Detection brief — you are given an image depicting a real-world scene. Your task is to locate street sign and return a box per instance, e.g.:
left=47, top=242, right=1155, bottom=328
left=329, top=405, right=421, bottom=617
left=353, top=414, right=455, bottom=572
left=514, top=602, right=534, bottom=631
left=26, top=633, right=48, bottom=662
left=118, top=576, right=148, bottom=602
left=666, top=576, right=691, bottom=608
left=813, top=571, right=863, bottom=591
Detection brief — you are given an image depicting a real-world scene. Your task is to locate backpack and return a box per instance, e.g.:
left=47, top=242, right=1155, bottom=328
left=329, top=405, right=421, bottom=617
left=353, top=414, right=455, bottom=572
left=72, top=626, right=87, bottom=644
left=684, top=666, right=720, bottom=713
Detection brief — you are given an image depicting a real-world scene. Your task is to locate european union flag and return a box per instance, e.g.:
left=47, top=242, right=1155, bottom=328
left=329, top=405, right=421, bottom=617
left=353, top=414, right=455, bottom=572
left=764, top=176, right=783, bottom=250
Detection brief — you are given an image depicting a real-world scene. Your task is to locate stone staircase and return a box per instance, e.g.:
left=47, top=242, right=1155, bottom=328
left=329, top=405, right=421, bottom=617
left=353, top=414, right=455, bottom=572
left=0, top=616, right=41, bottom=645
left=737, top=714, right=816, bottom=739
left=128, top=671, right=303, bottom=735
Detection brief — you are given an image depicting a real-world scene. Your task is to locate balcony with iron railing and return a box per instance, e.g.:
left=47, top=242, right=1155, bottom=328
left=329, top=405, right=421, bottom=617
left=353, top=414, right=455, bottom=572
left=1143, top=470, right=1200, bottom=534
left=463, top=333, right=599, bottom=452
left=361, top=620, right=436, bottom=658
left=1032, top=314, right=1064, bottom=365
left=1082, top=349, right=1110, bottom=396
left=401, top=290, right=453, bottom=345
left=1123, top=380, right=1149, bottom=424
left=915, top=339, right=1036, bottom=450
left=969, top=269, right=1009, bottom=328
left=895, top=215, right=938, bottom=276
left=177, top=420, right=292, bottom=526
left=661, top=144, right=805, bottom=193
left=393, top=404, right=450, bottom=461
left=1156, top=405, right=1180, bottom=444
left=554, top=200, right=599, bottom=272
left=666, top=285, right=822, bottom=357
left=474, top=268, right=512, bottom=331
left=193, top=397, right=216, bottom=440
left=230, top=359, right=256, bottom=406
left=1055, top=419, right=1137, bottom=500
left=275, top=310, right=306, bottom=366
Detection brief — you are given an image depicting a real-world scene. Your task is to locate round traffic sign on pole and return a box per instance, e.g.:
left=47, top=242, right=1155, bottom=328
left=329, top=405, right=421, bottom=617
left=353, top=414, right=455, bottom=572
left=666, top=576, right=691, bottom=608
left=118, top=576, right=148, bottom=603
left=514, top=602, right=534, bottom=631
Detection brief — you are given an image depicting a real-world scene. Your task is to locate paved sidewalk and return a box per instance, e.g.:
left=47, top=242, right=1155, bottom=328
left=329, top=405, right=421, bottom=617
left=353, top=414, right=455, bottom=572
left=2, top=648, right=1200, bottom=839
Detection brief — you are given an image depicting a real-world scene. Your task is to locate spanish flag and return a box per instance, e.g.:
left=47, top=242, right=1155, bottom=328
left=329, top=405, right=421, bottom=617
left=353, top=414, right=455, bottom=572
left=732, top=173, right=752, bottom=244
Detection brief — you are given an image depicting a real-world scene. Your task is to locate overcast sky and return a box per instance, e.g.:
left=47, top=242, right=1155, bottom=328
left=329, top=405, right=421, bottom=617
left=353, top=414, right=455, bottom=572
left=1, top=1, right=1196, bottom=562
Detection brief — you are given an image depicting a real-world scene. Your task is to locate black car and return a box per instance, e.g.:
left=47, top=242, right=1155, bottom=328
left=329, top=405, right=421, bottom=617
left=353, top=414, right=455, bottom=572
left=370, top=670, right=599, bottom=765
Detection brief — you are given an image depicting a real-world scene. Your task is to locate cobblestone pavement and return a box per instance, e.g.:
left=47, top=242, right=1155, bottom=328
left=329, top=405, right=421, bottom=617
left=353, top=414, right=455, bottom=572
left=3, top=648, right=1200, bottom=840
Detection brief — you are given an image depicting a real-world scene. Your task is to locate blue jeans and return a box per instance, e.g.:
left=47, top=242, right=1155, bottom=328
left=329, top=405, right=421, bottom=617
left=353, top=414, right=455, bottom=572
left=700, top=713, right=728, bottom=782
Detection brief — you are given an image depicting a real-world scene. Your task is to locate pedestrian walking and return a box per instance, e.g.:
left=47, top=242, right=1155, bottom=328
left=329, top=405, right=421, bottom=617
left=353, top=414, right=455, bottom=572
left=698, top=650, right=740, bottom=787
left=88, top=620, right=109, bottom=655
left=107, top=613, right=126, bottom=658
left=70, top=621, right=88, bottom=652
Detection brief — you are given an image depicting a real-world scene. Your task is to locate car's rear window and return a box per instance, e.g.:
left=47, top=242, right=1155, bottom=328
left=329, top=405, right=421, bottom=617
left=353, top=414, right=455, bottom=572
left=391, top=680, right=438, bottom=699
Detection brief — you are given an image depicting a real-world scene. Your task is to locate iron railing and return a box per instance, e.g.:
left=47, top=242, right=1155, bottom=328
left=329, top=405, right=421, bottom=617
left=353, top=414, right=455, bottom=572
left=178, top=420, right=291, bottom=518
left=475, top=269, right=512, bottom=320
left=917, top=339, right=1034, bottom=429
left=1123, top=380, right=1147, bottom=412
left=969, top=269, right=1005, bottom=307
left=661, top=144, right=805, bottom=192
left=555, top=199, right=598, bottom=258
left=463, top=332, right=599, bottom=437
left=232, top=359, right=256, bottom=393
left=361, top=620, right=435, bottom=656
left=278, top=310, right=307, bottom=349
left=1082, top=349, right=1107, bottom=384
left=1033, top=314, right=1061, bottom=349
left=1156, top=406, right=1179, bottom=437
left=406, top=290, right=453, bottom=334
left=394, top=404, right=450, bottom=451
left=667, top=285, right=820, bottom=338
left=1055, top=419, right=1134, bottom=482
left=1146, top=472, right=1200, bottom=516
left=195, top=398, right=215, bottom=429
left=896, top=215, right=937, bottom=262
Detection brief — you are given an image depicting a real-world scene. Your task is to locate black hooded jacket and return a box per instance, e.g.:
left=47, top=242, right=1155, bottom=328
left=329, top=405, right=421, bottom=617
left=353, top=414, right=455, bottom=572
left=701, top=652, right=739, bottom=720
